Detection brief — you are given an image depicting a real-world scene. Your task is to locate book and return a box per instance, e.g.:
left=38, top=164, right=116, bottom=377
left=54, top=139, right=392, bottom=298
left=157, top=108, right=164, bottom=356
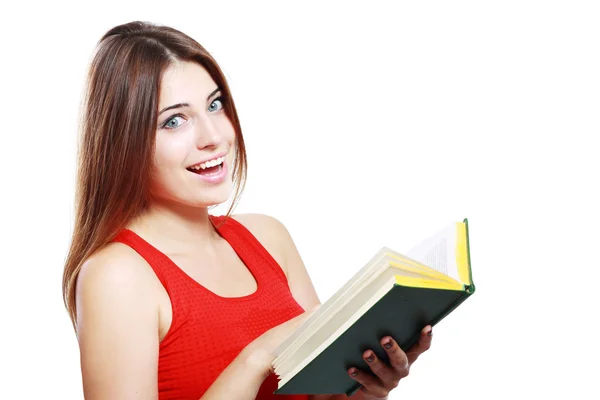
left=272, top=218, right=475, bottom=396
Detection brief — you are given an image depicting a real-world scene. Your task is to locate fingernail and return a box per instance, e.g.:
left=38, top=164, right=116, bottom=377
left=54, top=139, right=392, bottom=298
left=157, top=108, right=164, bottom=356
left=384, top=340, right=392, bottom=349
left=350, top=369, right=358, bottom=377
left=366, top=353, right=375, bottom=362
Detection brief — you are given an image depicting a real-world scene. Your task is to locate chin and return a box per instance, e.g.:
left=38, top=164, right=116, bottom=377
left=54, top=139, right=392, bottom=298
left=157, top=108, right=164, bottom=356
left=189, top=187, right=233, bottom=208
left=151, top=183, right=233, bottom=210
left=191, top=197, right=230, bottom=208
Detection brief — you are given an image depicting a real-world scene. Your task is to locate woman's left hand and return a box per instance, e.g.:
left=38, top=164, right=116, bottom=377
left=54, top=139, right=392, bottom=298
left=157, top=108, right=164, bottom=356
left=347, top=325, right=433, bottom=399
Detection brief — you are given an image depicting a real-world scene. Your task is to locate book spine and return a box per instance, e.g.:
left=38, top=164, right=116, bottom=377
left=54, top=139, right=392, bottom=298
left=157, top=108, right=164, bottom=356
left=428, top=290, right=472, bottom=330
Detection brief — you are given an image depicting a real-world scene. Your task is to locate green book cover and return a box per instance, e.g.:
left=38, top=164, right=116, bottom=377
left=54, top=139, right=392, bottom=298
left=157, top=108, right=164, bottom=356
left=273, top=219, right=475, bottom=396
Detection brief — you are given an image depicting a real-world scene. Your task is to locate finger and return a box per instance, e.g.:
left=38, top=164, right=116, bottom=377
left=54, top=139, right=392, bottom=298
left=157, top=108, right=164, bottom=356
left=348, top=368, right=389, bottom=399
left=362, top=349, right=404, bottom=388
left=405, top=325, right=433, bottom=365
left=379, top=337, right=410, bottom=378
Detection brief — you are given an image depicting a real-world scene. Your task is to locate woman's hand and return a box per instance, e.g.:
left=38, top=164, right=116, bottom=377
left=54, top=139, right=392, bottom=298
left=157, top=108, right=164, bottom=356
left=347, top=325, right=433, bottom=399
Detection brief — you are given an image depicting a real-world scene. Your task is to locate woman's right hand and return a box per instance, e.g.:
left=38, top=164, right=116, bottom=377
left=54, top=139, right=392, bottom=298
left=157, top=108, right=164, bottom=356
left=243, top=305, right=320, bottom=378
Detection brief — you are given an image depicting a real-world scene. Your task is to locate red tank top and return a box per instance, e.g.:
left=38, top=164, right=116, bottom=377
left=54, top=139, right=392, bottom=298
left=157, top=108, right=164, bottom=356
left=111, top=214, right=309, bottom=400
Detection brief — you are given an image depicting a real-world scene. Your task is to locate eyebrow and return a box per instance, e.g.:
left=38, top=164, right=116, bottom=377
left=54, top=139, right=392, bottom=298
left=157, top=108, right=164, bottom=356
left=158, top=87, right=221, bottom=116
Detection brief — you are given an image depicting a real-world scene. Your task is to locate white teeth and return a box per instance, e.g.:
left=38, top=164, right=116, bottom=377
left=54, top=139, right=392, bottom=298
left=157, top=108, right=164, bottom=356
left=190, top=156, right=225, bottom=170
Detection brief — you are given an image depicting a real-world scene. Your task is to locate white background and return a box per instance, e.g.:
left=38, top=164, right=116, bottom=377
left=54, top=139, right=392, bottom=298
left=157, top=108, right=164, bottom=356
left=1, top=0, right=599, bottom=398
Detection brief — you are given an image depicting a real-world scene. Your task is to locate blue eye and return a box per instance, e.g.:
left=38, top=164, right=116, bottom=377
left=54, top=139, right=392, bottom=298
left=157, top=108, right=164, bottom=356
left=161, top=114, right=186, bottom=130
left=208, top=96, right=225, bottom=112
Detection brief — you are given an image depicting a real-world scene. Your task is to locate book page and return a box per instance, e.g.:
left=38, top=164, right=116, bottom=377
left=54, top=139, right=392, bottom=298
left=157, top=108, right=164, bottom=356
left=405, top=222, right=461, bottom=283
left=276, top=274, right=397, bottom=387
left=273, top=249, right=389, bottom=361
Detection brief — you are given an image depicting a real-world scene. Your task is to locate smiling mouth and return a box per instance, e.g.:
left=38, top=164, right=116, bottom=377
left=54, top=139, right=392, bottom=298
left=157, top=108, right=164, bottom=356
left=186, top=155, right=226, bottom=176
left=187, top=163, right=223, bottom=175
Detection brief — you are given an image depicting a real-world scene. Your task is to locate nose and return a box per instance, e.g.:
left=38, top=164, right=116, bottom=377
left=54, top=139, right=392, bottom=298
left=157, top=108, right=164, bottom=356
left=194, top=117, right=223, bottom=149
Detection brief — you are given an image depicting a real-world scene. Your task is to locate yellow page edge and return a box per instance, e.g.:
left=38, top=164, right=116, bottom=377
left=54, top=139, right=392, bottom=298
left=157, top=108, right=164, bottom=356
left=456, top=221, right=471, bottom=286
left=385, top=252, right=460, bottom=282
left=388, top=260, right=460, bottom=285
left=394, top=275, right=465, bottom=291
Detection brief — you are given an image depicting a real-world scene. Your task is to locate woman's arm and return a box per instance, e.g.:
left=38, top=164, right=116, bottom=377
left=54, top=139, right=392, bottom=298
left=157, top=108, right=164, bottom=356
left=75, top=243, right=275, bottom=400
left=76, top=244, right=161, bottom=399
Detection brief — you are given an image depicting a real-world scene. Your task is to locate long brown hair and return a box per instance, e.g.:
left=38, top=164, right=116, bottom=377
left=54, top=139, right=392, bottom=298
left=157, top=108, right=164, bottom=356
left=62, top=21, right=248, bottom=331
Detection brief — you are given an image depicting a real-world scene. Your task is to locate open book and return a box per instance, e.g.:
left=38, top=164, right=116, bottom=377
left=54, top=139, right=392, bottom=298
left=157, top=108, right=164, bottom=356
left=272, top=218, right=475, bottom=396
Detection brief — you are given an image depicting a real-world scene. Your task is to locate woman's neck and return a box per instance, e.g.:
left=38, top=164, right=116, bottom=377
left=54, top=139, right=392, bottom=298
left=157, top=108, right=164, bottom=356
left=126, top=199, right=222, bottom=253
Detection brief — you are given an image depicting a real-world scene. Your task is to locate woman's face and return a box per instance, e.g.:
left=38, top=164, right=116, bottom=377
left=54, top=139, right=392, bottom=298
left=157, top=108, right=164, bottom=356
left=150, top=61, right=236, bottom=208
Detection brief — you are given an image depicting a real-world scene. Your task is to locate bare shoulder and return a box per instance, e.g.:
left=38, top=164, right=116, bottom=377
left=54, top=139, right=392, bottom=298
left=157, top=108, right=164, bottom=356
left=230, top=213, right=290, bottom=240
left=77, top=242, right=159, bottom=302
left=76, top=241, right=161, bottom=336
left=230, top=213, right=291, bottom=274
left=79, top=242, right=147, bottom=280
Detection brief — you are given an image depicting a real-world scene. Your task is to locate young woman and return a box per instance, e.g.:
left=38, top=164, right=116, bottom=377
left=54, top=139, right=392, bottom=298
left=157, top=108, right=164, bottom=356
left=62, top=20, right=433, bottom=400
